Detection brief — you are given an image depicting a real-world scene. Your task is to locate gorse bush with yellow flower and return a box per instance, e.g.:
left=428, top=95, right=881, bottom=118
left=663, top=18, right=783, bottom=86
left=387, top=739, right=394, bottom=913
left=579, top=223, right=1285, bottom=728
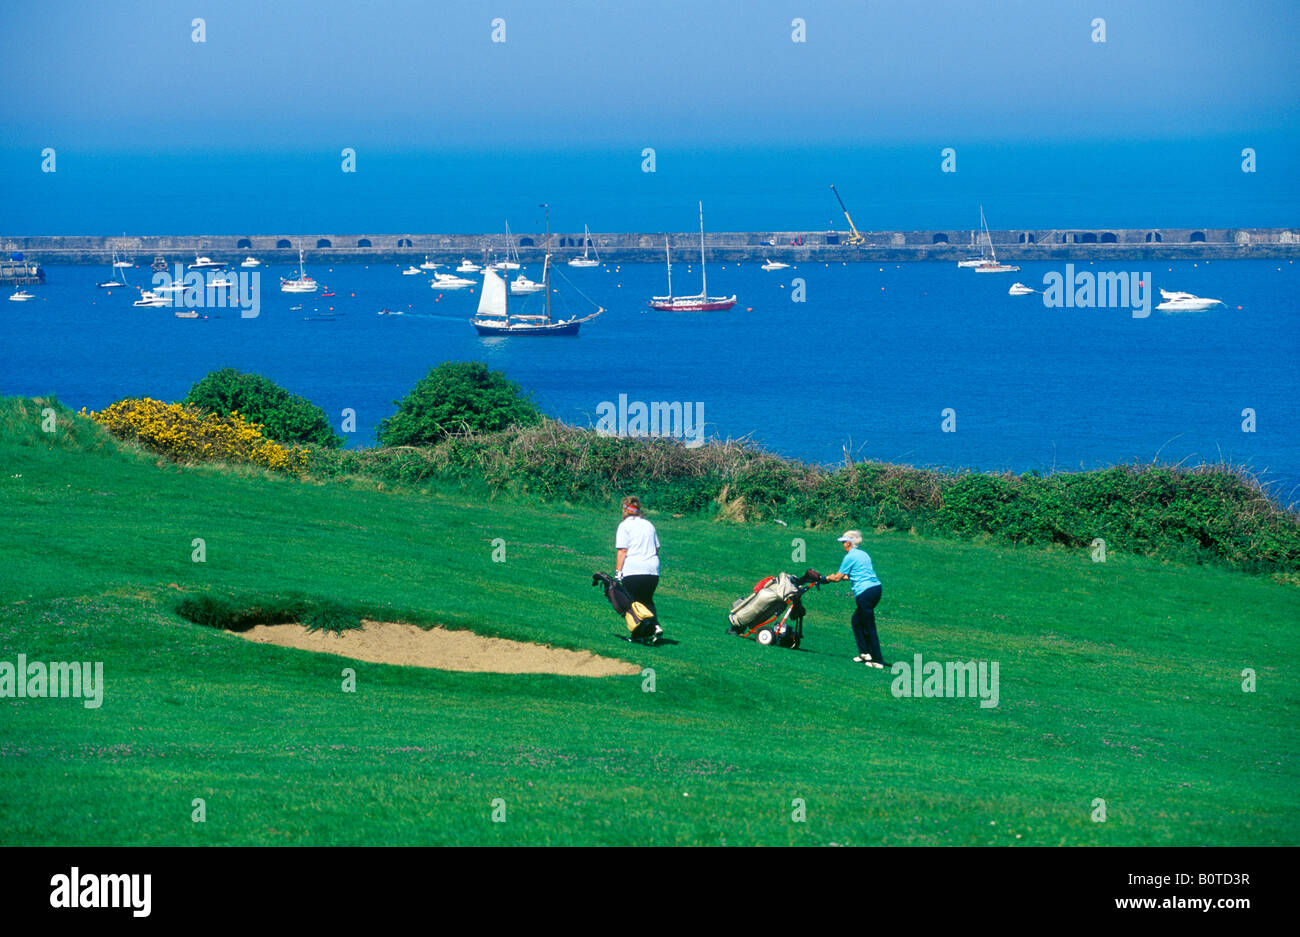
left=82, top=398, right=309, bottom=475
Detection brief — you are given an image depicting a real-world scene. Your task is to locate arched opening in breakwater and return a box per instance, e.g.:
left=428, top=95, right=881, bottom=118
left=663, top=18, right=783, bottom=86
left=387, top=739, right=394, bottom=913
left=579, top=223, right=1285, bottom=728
left=932, top=233, right=949, bottom=244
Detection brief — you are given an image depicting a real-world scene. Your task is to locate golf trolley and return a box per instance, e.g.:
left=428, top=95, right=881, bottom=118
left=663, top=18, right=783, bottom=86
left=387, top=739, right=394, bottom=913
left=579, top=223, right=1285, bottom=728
left=725, top=569, right=827, bottom=648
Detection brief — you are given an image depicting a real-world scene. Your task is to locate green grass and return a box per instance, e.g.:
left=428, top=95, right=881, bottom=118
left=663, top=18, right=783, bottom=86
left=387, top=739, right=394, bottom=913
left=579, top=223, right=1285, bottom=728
left=1, top=399, right=1297, bottom=845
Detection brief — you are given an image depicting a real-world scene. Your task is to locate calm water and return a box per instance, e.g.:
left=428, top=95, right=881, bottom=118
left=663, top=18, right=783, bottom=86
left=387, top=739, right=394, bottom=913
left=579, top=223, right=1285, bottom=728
left=2, top=139, right=1298, bottom=234
left=4, top=257, right=1297, bottom=507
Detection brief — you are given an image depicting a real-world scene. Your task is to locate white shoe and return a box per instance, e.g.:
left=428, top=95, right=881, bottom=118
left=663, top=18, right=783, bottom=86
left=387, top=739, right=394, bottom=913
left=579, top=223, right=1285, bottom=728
left=852, top=655, right=867, bottom=663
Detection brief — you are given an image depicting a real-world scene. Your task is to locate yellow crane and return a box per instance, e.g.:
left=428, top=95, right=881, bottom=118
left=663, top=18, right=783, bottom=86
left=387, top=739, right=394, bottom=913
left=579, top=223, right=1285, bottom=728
left=830, top=184, right=866, bottom=245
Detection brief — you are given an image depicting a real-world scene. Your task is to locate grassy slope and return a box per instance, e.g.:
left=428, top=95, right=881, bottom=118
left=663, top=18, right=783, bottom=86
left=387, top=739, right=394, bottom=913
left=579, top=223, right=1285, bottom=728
left=1, top=407, right=1296, bottom=845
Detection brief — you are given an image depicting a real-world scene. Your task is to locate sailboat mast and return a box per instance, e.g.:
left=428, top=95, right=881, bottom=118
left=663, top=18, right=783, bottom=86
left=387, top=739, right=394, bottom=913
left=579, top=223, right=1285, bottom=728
left=541, top=203, right=551, bottom=324
left=665, top=236, right=672, bottom=296
left=698, top=201, right=707, bottom=297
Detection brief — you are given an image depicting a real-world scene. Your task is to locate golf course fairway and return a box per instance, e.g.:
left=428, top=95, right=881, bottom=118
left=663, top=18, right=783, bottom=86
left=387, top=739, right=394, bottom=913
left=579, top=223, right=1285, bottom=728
left=2, top=400, right=1296, bottom=846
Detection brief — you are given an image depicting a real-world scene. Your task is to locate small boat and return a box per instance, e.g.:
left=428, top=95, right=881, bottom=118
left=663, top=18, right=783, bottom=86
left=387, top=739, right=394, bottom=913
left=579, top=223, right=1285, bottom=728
left=970, top=207, right=1019, bottom=273
left=568, top=225, right=601, bottom=267
left=8, top=289, right=34, bottom=302
left=133, top=289, right=170, bottom=307
left=98, top=250, right=131, bottom=288
left=430, top=272, right=474, bottom=290
left=113, top=256, right=133, bottom=269
left=153, top=282, right=186, bottom=293
left=401, top=265, right=424, bottom=276
left=151, top=255, right=168, bottom=272
left=1156, top=289, right=1224, bottom=311
left=761, top=259, right=790, bottom=271
left=280, top=249, right=318, bottom=293
left=174, top=310, right=200, bottom=319
left=377, top=308, right=404, bottom=316
left=419, top=256, right=439, bottom=271
left=289, top=304, right=303, bottom=311
left=320, top=288, right=336, bottom=297
left=1008, top=282, right=1035, bottom=296
left=510, top=274, right=545, bottom=295
left=188, top=255, right=225, bottom=271
left=648, top=203, right=737, bottom=311
left=471, top=205, right=603, bottom=336
left=206, top=274, right=235, bottom=288
left=240, top=256, right=261, bottom=268
left=456, top=259, right=482, bottom=273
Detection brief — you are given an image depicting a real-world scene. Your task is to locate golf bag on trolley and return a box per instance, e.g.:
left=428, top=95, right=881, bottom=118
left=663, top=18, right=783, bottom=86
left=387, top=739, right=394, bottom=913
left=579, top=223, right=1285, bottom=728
left=726, top=569, right=825, bottom=648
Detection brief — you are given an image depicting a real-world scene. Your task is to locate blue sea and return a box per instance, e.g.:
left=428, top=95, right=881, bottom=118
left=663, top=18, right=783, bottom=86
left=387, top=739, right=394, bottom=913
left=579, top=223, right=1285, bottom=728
left=4, top=255, right=1298, bottom=508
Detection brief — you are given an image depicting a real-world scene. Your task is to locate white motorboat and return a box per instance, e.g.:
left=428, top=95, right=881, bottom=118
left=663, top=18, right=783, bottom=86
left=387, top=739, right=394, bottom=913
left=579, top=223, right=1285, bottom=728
left=240, top=256, right=261, bottom=267
left=510, top=273, right=545, bottom=295
left=133, top=289, right=170, bottom=307
left=8, top=290, right=34, bottom=302
left=456, top=259, right=482, bottom=274
left=174, top=310, right=200, bottom=319
left=206, top=274, right=235, bottom=289
left=568, top=224, right=601, bottom=267
left=188, top=255, right=225, bottom=271
left=401, top=266, right=424, bottom=276
left=761, top=259, right=790, bottom=271
left=1156, top=289, right=1224, bottom=311
left=430, top=272, right=474, bottom=290
left=1008, top=282, right=1035, bottom=295
left=280, top=249, right=318, bottom=293
left=419, top=256, right=439, bottom=271
left=152, top=282, right=186, bottom=293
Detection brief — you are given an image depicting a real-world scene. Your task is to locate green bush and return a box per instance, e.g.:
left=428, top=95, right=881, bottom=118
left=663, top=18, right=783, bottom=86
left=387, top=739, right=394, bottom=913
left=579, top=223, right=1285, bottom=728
left=184, top=368, right=341, bottom=449
left=377, top=362, right=541, bottom=447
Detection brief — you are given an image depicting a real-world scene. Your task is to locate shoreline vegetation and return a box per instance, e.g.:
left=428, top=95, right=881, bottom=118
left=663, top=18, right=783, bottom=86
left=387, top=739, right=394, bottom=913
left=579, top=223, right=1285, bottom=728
left=8, top=376, right=1298, bottom=577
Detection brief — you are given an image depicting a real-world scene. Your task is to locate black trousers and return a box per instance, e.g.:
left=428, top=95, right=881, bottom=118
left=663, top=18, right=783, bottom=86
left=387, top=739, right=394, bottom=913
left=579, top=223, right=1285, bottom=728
left=622, top=574, right=659, bottom=619
left=851, top=584, right=884, bottom=660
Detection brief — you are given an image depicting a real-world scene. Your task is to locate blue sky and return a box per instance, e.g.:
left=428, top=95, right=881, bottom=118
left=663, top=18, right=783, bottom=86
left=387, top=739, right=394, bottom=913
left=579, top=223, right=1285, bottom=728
left=2, top=0, right=1297, bottom=150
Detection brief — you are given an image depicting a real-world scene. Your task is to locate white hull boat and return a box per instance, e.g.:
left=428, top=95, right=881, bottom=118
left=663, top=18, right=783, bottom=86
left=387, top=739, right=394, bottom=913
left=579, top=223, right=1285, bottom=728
left=430, top=273, right=474, bottom=290
left=280, top=249, right=318, bottom=293
left=1156, top=289, right=1223, bottom=311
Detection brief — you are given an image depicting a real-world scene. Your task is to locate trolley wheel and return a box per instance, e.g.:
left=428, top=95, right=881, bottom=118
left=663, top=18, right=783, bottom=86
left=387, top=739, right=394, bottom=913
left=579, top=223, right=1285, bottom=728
left=756, top=627, right=776, bottom=646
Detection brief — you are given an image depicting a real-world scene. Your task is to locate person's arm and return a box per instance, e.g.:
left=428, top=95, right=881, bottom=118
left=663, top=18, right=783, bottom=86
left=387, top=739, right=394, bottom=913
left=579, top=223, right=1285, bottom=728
left=826, top=571, right=848, bottom=582
left=615, top=548, right=628, bottom=576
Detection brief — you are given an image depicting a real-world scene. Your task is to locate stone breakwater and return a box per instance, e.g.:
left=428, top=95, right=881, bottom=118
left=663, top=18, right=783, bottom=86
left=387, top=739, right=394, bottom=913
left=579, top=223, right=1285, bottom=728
left=4, top=227, right=1299, bottom=265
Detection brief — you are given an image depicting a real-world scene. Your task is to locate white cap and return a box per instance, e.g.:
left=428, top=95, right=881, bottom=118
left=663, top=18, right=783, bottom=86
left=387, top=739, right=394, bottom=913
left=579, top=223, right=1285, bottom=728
left=837, top=530, right=862, bottom=545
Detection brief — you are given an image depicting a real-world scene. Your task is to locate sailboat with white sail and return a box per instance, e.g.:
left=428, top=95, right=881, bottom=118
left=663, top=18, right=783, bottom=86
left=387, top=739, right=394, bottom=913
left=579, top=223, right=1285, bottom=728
left=568, top=224, right=600, bottom=267
left=470, top=205, right=603, bottom=336
left=648, top=202, right=737, bottom=311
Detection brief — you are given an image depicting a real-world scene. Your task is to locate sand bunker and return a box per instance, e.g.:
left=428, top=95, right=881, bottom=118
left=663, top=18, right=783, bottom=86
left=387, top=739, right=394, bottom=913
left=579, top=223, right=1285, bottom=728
left=233, top=620, right=640, bottom=677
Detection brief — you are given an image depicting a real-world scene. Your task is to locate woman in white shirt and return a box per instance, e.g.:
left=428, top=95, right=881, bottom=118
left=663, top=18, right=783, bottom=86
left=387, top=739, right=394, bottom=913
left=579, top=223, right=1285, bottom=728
left=615, top=496, right=663, bottom=636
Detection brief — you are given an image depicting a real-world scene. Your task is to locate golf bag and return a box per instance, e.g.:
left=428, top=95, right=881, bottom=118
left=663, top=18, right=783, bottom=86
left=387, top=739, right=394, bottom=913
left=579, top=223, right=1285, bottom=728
left=726, top=569, right=825, bottom=648
left=591, top=572, right=659, bottom=640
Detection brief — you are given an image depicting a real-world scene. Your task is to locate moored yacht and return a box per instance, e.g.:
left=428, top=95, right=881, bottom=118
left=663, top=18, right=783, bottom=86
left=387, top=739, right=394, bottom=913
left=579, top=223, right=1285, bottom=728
left=280, top=249, right=318, bottom=293
left=1156, top=289, right=1224, bottom=311
left=188, top=255, right=225, bottom=271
